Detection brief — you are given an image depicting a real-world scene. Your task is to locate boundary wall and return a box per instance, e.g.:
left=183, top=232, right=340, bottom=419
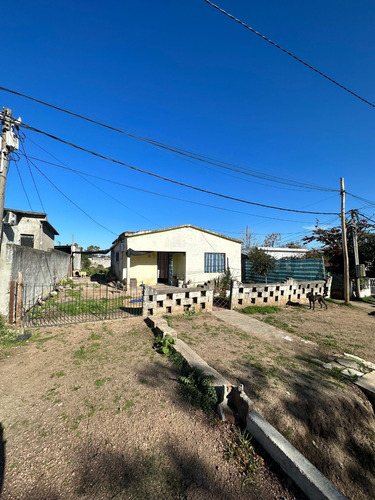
left=142, top=285, right=213, bottom=317
left=0, top=244, right=70, bottom=318
left=233, top=278, right=331, bottom=309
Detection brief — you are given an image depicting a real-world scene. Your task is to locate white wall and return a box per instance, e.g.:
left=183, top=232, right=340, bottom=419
left=259, top=247, right=307, bottom=260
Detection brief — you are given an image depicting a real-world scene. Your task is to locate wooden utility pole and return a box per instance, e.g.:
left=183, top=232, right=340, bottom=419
left=0, top=108, right=20, bottom=249
left=340, top=178, right=350, bottom=303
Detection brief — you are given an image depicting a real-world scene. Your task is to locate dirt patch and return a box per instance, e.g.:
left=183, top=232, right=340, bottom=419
left=0, top=318, right=303, bottom=499
left=170, top=301, right=375, bottom=500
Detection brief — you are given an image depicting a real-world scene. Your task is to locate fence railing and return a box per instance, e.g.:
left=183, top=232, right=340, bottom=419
left=20, top=282, right=143, bottom=327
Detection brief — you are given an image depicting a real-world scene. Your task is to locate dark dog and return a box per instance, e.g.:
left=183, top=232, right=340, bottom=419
left=307, top=291, right=327, bottom=310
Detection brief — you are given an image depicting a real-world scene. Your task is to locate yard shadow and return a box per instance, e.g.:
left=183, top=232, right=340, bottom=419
left=137, top=359, right=180, bottom=388
left=0, top=424, right=5, bottom=497
left=273, top=364, right=375, bottom=499
left=4, top=488, right=61, bottom=500
left=71, top=445, right=228, bottom=499
left=221, top=347, right=375, bottom=499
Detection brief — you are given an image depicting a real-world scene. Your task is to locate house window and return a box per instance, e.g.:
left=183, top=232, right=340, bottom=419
left=20, top=234, right=34, bottom=248
left=204, top=253, right=225, bottom=273
left=116, top=252, right=119, bottom=262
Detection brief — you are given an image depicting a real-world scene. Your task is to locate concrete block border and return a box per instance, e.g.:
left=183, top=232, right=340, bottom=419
left=145, top=317, right=348, bottom=500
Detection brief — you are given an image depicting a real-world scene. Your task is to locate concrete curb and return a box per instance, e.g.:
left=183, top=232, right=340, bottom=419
left=146, top=318, right=348, bottom=500
left=247, top=411, right=347, bottom=500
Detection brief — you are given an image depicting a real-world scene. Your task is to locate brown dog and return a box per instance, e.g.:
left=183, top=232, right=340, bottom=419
left=307, top=291, right=327, bottom=310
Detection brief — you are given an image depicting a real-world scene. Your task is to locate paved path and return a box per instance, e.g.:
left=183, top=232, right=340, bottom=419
left=212, top=309, right=375, bottom=401
left=212, top=309, right=312, bottom=346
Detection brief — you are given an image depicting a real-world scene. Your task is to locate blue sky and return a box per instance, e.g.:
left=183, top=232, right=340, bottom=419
left=2, top=0, right=375, bottom=249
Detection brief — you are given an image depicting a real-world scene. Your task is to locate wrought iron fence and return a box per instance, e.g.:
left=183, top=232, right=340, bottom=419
left=21, top=282, right=143, bottom=327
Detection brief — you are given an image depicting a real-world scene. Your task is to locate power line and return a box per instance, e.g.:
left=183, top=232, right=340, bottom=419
left=0, top=85, right=337, bottom=193
left=356, top=211, right=375, bottom=225
left=24, top=137, right=160, bottom=228
left=13, top=159, right=33, bottom=211
left=19, top=122, right=339, bottom=216
left=27, top=158, right=118, bottom=236
left=20, top=139, right=46, bottom=212
left=20, top=152, right=332, bottom=224
left=203, top=0, right=375, bottom=109
left=347, top=192, right=375, bottom=208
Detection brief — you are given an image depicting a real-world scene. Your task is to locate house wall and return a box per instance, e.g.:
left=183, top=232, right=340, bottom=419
left=3, top=217, right=55, bottom=250
left=89, top=256, right=111, bottom=268
left=130, top=252, right=157, bottom=285
left=0, top=245, right=13, bottom=317
left=0, top=244, right=70, bottom=317
left=41, top=224, right=55, bottom=250
left=173, top=254, right=186, bottom=280
left=111, top=243, right=126, bottom=280
left=112, top=227, right=241, bottom=286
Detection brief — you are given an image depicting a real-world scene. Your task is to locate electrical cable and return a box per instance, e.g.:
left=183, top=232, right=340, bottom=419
left=203, top=0, right=375, bottom=109
left=347, top=192, right=375, bottom=208
left=27, top=158, right=118, bottom=236
left=23, top=137, right=161, bottom=229
left=20, top=139, right=46, bottom=212
left=0, top=85, right=338, bottom=193
left=13, top=159, right=33, bottom=211
left=356, top=211, right=375, bottom=225
left=20, top=153, right=325, bottom=224
left=19, top=122, right=339, bottom=216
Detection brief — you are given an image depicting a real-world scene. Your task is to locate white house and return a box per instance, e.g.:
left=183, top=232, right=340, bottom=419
left=111, top=225, right=242, bottom=287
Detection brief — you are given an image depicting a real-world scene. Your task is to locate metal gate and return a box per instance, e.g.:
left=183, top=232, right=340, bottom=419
left=18, top=281, right=143, bottom=327
left=370, top=278, right=375, bottom=295
left=213, top=283, right=232, bottom=310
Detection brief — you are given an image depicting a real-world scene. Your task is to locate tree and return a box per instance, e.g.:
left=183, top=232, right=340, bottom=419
left=86, top=245, right=100, bottom=252
left=81, top=245, right=100, bottom=270
left=302, top=215, right=375, bottom=276
left=241, top=225, right=254, bottom=248
left=247, top=247, right=276, bottom=283
left=281, top=241, right=303, bottom=249
left=263, top=233, right=281, bottom=248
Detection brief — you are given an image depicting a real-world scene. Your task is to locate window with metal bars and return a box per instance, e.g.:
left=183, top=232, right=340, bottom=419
left=204, top=253, right=225, bottom=273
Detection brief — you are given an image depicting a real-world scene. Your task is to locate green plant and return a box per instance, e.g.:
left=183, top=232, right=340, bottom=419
left=359, top=296, right=375, bottom=304
left=325, top=298, right=354, bottom=307
left=217, top=266, right=235, bottom=288
left=178, top=369, right=218, bottom=414
left=184, top=307, right=201, bottom=318
left=0, top=316, right=28, bottom=346
left=238, top=305, right=281, bottom=315
left=247, top=247, right=276, bottom=283
left=163, top=315, right=173, bottom=327
left=153, top=335, right=175, bottom=355
left=94, top=377, right=112, bottom=387
left=226, top=429, right=263, bottom=483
